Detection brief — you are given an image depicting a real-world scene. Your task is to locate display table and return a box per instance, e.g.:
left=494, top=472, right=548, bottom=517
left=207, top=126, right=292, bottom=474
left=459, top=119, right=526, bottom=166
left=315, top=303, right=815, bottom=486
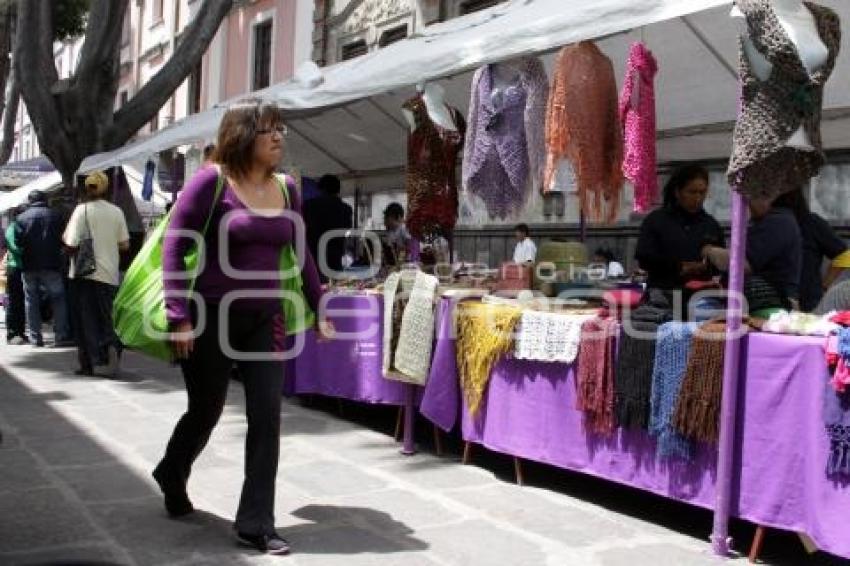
left=421, top=298, right=850, bottom=559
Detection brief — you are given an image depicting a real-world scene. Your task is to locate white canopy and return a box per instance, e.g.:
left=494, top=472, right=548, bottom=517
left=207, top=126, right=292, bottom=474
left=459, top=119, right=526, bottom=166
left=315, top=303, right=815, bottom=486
left=0, top=171, right=63, bottom=212
left=79, top=0, right=850, bottom=194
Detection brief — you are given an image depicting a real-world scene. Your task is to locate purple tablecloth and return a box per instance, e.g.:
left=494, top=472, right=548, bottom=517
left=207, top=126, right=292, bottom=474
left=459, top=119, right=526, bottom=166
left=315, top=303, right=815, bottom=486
left=284, top=294, right=409, bottom=405
left=422, top=299, right=850, bottom=559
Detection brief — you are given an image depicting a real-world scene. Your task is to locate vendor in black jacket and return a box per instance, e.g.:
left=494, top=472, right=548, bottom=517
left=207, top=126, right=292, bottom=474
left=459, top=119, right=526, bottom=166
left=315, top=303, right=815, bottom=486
left=635, top=165, right=725, bottom=297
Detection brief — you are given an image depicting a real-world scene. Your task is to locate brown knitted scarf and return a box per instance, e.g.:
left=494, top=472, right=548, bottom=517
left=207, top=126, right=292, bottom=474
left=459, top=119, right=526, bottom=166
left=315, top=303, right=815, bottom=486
left=576, top=317, right=619, bottom=434
left=673, top=321, right=729, bottom=444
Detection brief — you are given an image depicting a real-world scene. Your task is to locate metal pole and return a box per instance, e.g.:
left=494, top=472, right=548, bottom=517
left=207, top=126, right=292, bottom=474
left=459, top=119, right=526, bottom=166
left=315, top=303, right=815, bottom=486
left=711, top=190, right=747, bottom=556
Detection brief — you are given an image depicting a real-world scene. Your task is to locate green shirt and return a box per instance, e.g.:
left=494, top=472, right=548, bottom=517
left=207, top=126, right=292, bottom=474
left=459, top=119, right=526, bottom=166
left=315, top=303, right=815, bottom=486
left=4, top=222, right=21, bottom=270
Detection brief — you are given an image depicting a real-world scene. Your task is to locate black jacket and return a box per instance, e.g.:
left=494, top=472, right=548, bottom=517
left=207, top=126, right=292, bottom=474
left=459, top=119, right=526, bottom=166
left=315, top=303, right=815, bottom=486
left=636, top=205, right=725, bottom=291
left=303, top=195, right=353, bottom=282
left=14, top=202, right=65, bottom=272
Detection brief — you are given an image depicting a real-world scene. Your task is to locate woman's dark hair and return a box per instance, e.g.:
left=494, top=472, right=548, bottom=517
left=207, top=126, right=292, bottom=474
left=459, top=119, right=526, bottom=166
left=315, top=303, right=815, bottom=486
left=772, top=187, right=809, bottom=222
left=594, top=248, right=614, bottom=263
left=318, top=174, right=341, bottom=196
left=662, top=164, right=710, bottom=208
left=213, top=98, right=285, bottom=178
left=514, top=223, right=530, bottom=236
left=383, top=202, right=405, bottom=220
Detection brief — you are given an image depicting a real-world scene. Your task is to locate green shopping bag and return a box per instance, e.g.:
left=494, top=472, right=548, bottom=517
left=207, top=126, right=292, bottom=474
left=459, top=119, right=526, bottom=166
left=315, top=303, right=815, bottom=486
left=113, top=172, right=314, bottom=361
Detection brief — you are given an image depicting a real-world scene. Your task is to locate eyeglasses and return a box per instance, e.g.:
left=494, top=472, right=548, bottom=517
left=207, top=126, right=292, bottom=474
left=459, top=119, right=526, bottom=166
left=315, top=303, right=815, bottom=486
left=257, top=124, right=288, bottom=136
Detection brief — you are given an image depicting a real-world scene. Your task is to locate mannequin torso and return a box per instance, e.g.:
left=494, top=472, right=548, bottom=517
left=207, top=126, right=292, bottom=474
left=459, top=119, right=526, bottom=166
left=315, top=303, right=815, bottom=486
left=403, top=83, right=457, bottom=131
left=731, top=0, right=828, bottom=149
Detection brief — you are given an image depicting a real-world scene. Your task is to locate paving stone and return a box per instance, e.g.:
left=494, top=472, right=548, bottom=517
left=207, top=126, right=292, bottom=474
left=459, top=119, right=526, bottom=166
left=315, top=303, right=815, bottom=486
left=283, top=460, right=387, bottom=497
left=335, top=488, right=463, bottom=532
left=597, top=543, right=729, bottom=566
left=28, top=434, right=116, bottom=467
left=55, top=464, right=156, bottom=503
left=378, top=457, right=497, bottom=491
left=0, top=488, right=103, bottom=553
left=0, top=543, right=123, bottom=566
left=282, top=523, right=427, bottom=558
left=418, top=519, right=547, bottom=566
left=451, top=484, right=633, bottom=547
left=0, top=448, right=52, bottom=493
left=8, top=414, right=86, bottom=441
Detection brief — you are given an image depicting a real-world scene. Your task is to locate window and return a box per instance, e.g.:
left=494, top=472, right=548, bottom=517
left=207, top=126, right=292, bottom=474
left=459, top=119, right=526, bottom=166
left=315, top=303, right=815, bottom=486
left=121, top=7, right=131, bottom=46
left=120, top=91, right=129, bottom=108
left=188, top=62, right=202, bottom=114
left=252, top=20, right=273, bottom=91
left=460, top=0, right=500, bottom=15
left=152, top=0, right=164, bottom=25
left=341, top=40, right=368, bottom=61
left=379, top=25, right=408, bottom=47
left=150, top=113, right=159, bottom=132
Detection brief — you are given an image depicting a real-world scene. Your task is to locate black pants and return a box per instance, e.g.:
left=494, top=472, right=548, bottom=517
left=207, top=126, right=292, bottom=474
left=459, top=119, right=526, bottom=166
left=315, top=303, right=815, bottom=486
left=157, top=307, right=285, bottom=536
left=69, top=279, right=119, bottom=371
left=5, top=266, right=25, bottom=339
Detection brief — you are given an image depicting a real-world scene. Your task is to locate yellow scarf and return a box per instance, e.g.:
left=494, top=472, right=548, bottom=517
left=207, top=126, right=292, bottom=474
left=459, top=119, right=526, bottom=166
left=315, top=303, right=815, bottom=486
left=456, top=302, right=523, bottom=415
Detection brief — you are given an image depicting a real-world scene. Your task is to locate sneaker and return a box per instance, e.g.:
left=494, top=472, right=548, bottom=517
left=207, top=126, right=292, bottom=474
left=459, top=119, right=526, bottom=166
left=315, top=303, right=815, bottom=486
left=52, top=340, right=76, bottom=348
left=8, top=336, right=28, bottom=346
left=152, top=465, right=194, bottom=518
left=33, top=339, right=44, bottom=348
left=236, top=531, right=291, bottom=555
left=73, top=367, right=94, bottom=377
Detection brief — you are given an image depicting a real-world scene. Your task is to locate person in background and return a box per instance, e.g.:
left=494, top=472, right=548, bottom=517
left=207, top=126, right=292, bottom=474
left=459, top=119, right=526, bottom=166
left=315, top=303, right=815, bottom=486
left=512, top=223, right=537, bottom=265
left=15, top=190, right=73, bottom=347
left=155, top=99, right=332, bottom=556
left=4, top=206, right=28, bottom=344
left=702, top=195, right=802, bottom=314
left=593, top=248, right=626, bottom=278
left=382, top=202, right=417, bottom=266
left=63, top=171, right=130, bottom=377
left=636, top=165, right=724, bottom=303
left=203, top=143, right=216, bottom=164
left=303, top=174, right=353, bottom=282
left=772, top=188, right=850, bottom=312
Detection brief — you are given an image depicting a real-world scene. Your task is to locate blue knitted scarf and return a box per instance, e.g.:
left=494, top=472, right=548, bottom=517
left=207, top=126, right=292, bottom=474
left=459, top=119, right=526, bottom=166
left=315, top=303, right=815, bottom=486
left=649, top=322, right=698, bottom=461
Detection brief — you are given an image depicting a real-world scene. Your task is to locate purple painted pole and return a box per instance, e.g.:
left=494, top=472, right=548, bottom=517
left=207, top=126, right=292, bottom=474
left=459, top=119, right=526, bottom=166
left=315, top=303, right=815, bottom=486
left=711, top=191, right=748, bottom=555
left=401, top=384, right=416, bottom=455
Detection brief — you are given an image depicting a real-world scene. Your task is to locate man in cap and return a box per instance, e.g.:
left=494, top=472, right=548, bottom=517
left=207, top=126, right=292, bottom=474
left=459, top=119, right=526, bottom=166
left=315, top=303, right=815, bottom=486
left=15, top=189, right=72, bottom=347
left=63, top=171, right=129, bottom=377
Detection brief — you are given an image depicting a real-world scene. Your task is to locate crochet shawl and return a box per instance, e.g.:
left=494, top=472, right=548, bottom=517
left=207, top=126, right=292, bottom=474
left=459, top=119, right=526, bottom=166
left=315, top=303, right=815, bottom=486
left=576, top=317, right=619, bottom=434
left=649, top=322, right=699, bottom=461
left=728, top=0, right=841, bottom=200
left=514, top=311, right=592, bottom=364
left=456, top=302, right=523, bottom=415
left=544, top=42, right=624, bottom=223
left=383, top=270, right=439, bottom=385
left=619, top=42, right=659, bottom=214
left=463, top=57, right=549, bottom=220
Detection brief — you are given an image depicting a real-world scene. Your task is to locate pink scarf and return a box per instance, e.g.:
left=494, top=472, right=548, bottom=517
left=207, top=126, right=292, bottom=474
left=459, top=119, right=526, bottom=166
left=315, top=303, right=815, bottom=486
left=619, top=42, right=659, bottom=214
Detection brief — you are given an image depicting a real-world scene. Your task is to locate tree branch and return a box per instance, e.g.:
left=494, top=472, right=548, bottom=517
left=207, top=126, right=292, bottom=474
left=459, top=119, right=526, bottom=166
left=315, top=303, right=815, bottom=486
left=107, top=0, right=233, bottom=148
left=74, top=0, right=128, bottom=88
left=0, top=72, right=20, bottom=165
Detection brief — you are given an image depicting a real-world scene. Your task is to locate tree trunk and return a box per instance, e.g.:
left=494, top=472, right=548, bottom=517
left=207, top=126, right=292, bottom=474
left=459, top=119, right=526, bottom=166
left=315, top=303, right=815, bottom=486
left=16, top=0, right=233, bottom=184
left=0, top=0, right=17, bottom=166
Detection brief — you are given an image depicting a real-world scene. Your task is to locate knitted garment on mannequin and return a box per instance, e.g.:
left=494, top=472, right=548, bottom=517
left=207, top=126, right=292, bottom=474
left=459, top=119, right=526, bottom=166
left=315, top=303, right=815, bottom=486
left=728, top=0, right=841, bottom=200
left=544, top=42, right=623, bottom=223
left=619, top=42, right=659, bottom=214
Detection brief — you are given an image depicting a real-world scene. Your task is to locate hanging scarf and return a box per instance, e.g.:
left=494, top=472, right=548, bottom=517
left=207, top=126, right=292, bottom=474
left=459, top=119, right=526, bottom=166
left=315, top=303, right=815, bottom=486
left=544, top=41, right=623, bottom=223
left=514, top=311, right=592, bottom=364
left=456, top=302, right=523, bottom=415
left=576, top=317, right=619, bottom=434
left=619, top=42, right=659, bottom=214
left=463, top=57, right=549, bottom=219
left=649, top=322, right=698, bottom=461
left=673, top=321, right=729, bottom=444
left=614, top=304, right=671, bottom=430
left=383, top=270, right=439, bottom=385
left=825, top=327, right=850, bottom=477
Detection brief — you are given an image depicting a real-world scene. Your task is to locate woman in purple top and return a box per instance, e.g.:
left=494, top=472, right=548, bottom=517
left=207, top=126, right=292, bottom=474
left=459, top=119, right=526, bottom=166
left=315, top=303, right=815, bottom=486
left=153, top=99, right=331, bottom=556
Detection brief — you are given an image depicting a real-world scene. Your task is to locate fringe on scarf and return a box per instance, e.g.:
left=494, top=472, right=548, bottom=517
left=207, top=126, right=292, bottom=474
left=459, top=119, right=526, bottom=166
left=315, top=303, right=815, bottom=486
left=614, top=321, right=660, bottom=430
left=456, top=302, right=523, bottom=415
left=673, top=321, right=727, bottom=444
left=827, top=424, right=850, bottom=477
